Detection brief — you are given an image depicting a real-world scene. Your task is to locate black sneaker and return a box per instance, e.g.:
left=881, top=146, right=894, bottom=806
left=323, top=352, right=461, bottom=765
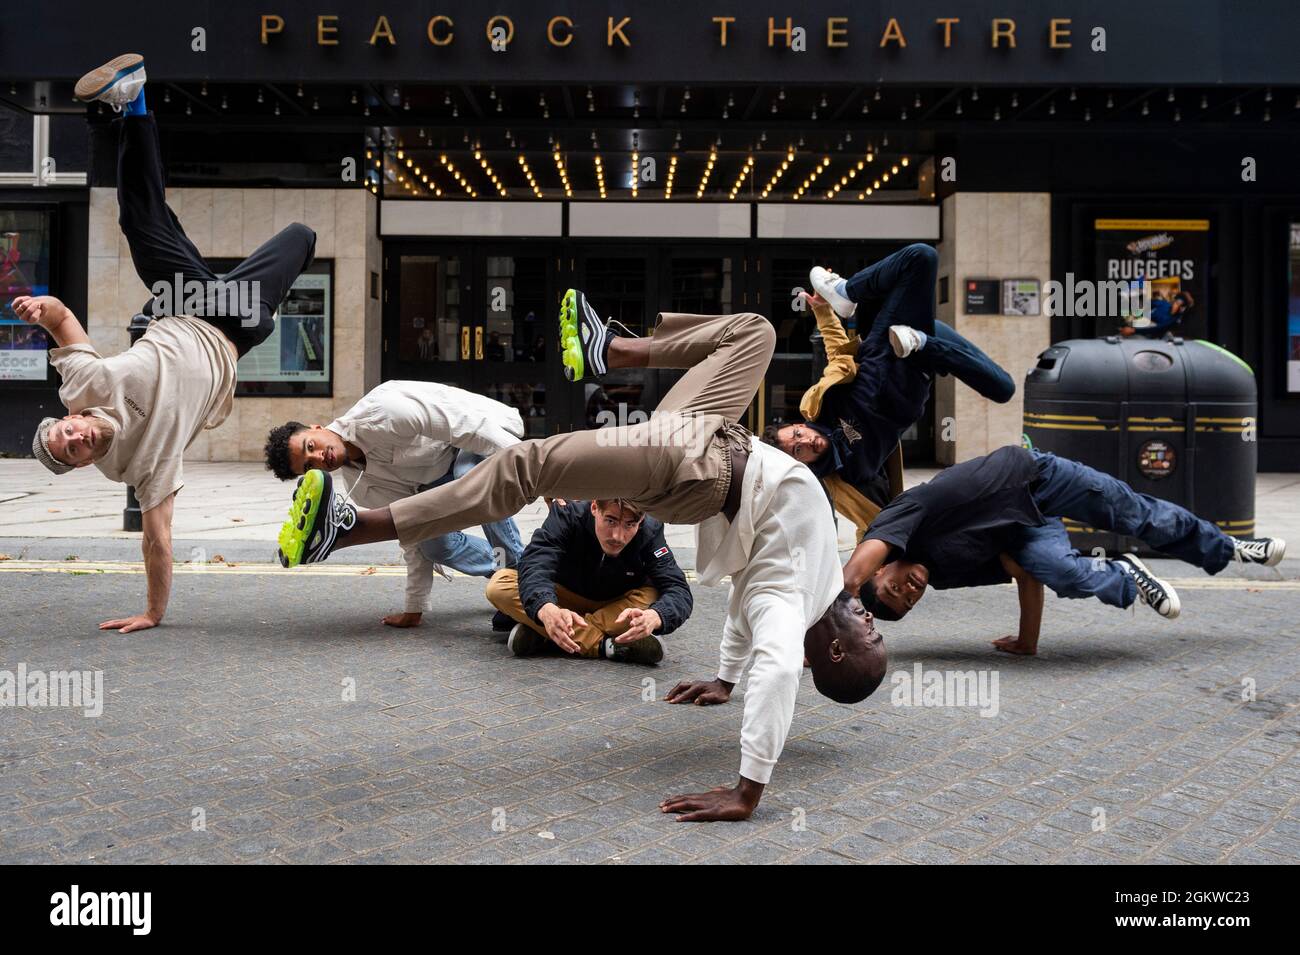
left=1233, top=537, right=1286, bottom=567
left=491, top=610, right=515, bottom=632
left=601, top=634, right=665, bottom=665
left=276, top=468, right=356, bottom=567
left=1114, top=553, right=1181, bottom=619
left=559, top=288, right=612, bottom=382
left=507, top=623, right=547, bottom=657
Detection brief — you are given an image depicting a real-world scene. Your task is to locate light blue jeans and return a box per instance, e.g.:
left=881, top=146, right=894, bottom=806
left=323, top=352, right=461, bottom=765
left=416, top=451, right=523, bottom=576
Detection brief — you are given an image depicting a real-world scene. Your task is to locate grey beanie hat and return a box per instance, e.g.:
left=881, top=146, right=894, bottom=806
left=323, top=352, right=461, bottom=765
left=32, top=417, right=74, bottom=475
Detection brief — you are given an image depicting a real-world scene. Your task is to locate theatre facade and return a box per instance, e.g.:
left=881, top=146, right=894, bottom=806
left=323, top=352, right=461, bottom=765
left=3, top=0, right=1300, bottom=469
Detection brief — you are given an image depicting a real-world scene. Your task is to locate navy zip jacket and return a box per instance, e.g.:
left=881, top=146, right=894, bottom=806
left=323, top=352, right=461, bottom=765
left=517, top=501, right=693, bottom=634
left=807, top=335, right=931, bottom=487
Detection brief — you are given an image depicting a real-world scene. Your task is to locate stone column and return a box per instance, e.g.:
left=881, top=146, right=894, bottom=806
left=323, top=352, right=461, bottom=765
left=934, top=192, right=1052, bottom=465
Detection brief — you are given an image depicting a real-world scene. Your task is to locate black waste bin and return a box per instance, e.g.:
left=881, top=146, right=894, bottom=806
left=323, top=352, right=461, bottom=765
left=1023, top=336, right=1257, bottom=555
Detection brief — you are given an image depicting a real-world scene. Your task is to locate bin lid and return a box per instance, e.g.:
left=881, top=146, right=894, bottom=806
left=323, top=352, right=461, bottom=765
left=1025, top=337, right=1256, bottom=402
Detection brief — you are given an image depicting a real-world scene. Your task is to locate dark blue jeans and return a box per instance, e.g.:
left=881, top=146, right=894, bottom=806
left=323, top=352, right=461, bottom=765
left=1011, top=451, right=1237, bottom=607
left=845, top=243, right=1014, bottom=403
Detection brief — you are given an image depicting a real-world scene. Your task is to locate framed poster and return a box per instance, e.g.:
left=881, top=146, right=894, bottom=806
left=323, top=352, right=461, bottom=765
left=1002, top=278, right=1041, bottom=316
left=1094, top=218, right=1210, bottom=339
left=0, top=207, right=54, bottom=381
left=1289, top=222, right=1300, bottom=393
left=205, top=258, right=334, bottom=397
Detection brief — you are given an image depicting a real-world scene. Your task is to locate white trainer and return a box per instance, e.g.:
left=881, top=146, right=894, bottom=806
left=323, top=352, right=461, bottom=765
left=889, top=325, right=925, bottom=358
left=74, top=54, right=147, bottom=111
left=809, top=266, right=857, bottom=319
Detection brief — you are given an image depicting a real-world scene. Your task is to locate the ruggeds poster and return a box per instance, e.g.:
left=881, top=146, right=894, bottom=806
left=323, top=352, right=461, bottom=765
left=1094, top=218, right=1210, bottom=339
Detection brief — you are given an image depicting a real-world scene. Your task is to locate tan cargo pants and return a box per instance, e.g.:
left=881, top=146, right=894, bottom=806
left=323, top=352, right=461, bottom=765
left=485, top=568, right=658, bottom=658
left=389, top=311, right=775, bottom=547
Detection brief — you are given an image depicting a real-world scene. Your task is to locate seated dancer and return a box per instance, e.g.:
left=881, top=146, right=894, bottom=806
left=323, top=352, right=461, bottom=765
left=17, top=53, right=316, bottom=633
left=274, top=291, right=886, bottom=822
left=263, top=380, right=525, bottom=630
left=486, top=498, right=692, bottom=665
left=764, top=244, right=1015, bottom=537
left=842, top=444, right=1286, bottom=655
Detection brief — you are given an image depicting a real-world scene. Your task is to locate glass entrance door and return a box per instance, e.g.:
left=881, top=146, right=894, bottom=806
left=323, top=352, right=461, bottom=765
left=574, top=245, right=747, bottom=430
left=384, top=244, right=562, bottom=438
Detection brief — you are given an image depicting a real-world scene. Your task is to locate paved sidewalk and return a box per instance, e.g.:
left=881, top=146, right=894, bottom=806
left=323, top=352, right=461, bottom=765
left=1, top=568, right=1296, bottom=864
left=2, top=456, right=1298, bottom=864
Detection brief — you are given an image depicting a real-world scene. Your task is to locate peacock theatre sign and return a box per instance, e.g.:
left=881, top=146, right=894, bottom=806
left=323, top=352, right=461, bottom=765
left=5, top=0, right=1294, bottom=87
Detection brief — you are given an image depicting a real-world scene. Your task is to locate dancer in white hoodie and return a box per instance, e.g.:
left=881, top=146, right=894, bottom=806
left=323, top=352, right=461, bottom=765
left=272, top=289, right=887, bottom=822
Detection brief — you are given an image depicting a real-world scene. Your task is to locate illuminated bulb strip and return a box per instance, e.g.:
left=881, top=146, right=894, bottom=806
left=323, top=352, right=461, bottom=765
left=759, top=149, right=795, bottom=200
left=475, top=149, right=507, bottom=198
left=665, top=154, right=678, bottom=198
left=438, top=154, right=476, bottom=198
left=417, top=166, right=445, bottom=198
left=696, top=148, right=718, bottom=198
left=517, top=154, right=543, bottom=199
left=792, top=155, right=831, bottom=201
left=631, top=150, right=639, bottom=198
left=729, top=155, right=755, bottom=200
left=552, top=147, right=574, bottom=199
left=594, top=155, right=607, bottom=199
left=826, top=156, right=869, bottom=200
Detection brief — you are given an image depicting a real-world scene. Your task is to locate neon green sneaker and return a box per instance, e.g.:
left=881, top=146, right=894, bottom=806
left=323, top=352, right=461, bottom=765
left=276, top=469, right=355, bottom=567
left=559, top=288, right=611, bottom=382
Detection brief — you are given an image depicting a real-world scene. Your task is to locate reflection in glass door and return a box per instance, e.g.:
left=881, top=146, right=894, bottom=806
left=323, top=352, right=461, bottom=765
left=763, top=252, right=823, bottom=428
left=476, top=252, right=553, bottom=439
left=577, top=253, right=653, bottom=429
left=395, top=253, right=464, bottom=366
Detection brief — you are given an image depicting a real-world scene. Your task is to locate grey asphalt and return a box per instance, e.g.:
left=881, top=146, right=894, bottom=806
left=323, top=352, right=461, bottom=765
left=2, top=562, right=1297, bottom=864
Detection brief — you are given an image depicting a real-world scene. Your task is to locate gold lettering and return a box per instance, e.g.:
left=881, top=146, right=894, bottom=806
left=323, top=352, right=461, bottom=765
left=826, top=17, right=848, bottom=48
left=607, top=16, right=631, bottom=46
left=547, top=15, right=573, bottom=47
left=427, top=15, right=453, bottom=46
left=486, top=15, right=515, bottom=46
left=768, top=17, right=794, bottom=48
left=991, top=18, right=1016, bottom=48
left=260, top=14, right=284, bottom=45
left=935, top=17, right=959, bottom=48
left=880, top=17, right=906, bottom=48
left=1049, top=18, right=1072, bottom=48
left=712, top=15, right=735, bottom=47
left=317, top=15, right=339, bottom=46
left=369, top=15, right=396, bottom=46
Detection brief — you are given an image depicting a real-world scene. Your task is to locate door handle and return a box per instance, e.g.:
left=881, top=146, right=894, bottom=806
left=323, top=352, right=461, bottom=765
left=460, top=327, right=470, bottom=360
left=475, top=326, right=484, bottom=360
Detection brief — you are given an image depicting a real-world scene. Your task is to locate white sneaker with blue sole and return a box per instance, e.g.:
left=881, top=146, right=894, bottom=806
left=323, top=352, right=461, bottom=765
left=74, top=54, right=146, bottom=110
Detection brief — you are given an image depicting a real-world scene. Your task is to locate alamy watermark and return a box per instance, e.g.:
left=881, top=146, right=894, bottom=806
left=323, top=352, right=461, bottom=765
left=0, top=663, right=103, bottom=717
left=890, top=663, right=1000, bottom=718
left=149, top=274, right=261, bottom=327
left=1043, top=273, right=1152, bottom=319
left=594, top=405, right=717, bottom=457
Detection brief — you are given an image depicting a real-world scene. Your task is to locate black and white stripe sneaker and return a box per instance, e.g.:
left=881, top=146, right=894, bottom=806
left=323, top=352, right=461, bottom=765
left=1114, top=553, right=1181, bottom=619
left=276, top=468, right=356, bottom=567
left=559, top=288, right=612, bottom=382
left=601, top=634, right=665, bottom=665
left=1233, top=537, right=1286, bottom=567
